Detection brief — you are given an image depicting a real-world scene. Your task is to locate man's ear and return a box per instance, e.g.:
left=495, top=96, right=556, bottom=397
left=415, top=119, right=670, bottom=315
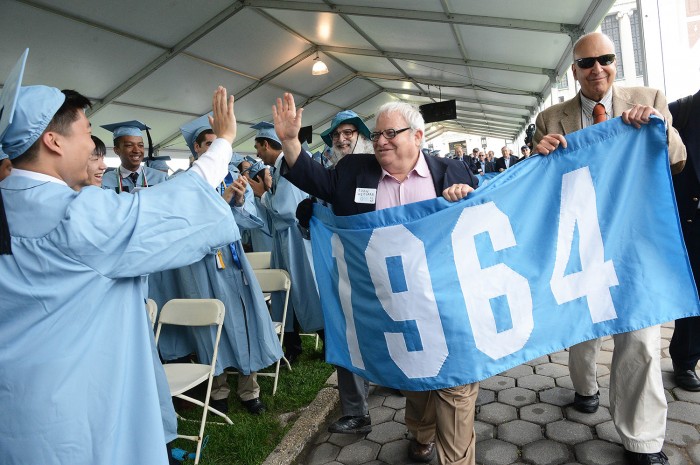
left=413, top=129, right=424, bottom=147
left=40, top=130, right=62, bottom=156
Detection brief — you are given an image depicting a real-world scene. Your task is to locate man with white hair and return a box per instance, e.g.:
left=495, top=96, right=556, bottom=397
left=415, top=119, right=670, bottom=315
left=274, top=93, right=479, bottom=465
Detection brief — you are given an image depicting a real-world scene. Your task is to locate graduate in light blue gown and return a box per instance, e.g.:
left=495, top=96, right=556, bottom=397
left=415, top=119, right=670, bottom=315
left=148, top=115, right=282, bottom=415
left=248, top=122, right=324, bottom=362
left=100, top=120, right=168, bottom=192
left=0, top=51, right=240, bottom=465
left=239, top=155, right=274, bottom=252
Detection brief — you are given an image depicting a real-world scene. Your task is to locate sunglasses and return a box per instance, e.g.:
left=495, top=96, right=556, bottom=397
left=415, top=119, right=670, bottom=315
left=574, top=53, right=616, bottom=69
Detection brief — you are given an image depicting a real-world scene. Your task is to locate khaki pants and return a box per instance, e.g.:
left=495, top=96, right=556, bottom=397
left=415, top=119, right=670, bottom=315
left=569, top=325, right=666, bottom=452
left=211, top=372, right=260, bottom=402
left=403, top=383, right=478, bottom=465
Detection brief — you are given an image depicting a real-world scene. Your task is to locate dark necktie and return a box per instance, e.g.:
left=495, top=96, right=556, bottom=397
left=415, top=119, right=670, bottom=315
left=128, top=172, right=139, bottom=185
left=593, top=103, right=606, bottom=124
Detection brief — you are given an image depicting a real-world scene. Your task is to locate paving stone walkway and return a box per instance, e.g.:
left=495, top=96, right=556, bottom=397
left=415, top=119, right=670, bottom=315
left=299, top=322, right=700, bottom=465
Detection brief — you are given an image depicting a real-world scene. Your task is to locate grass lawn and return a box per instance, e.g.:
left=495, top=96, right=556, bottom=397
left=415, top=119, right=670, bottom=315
left=171, top=338, right=334, bottom=465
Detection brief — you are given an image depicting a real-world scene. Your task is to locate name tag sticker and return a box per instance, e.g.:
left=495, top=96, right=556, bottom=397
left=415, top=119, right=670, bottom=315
left=355, top=188, right=377, bottom=204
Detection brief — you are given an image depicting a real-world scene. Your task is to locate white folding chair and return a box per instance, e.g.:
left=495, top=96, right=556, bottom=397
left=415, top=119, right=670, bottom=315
left=301, top=332, right=321, bottom=351
left=245, top=251, right=272, bottom=270
left=246, top=251, right=273, bottom=304
left=145, top=298, right=158, bottom=330
left=254, top=269, right=292, bottom=395
left=154, top=299, right=231, bottom=465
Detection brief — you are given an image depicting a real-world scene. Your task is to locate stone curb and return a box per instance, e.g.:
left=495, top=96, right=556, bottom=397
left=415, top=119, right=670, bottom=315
left=262, top=377, right=339, bottom=465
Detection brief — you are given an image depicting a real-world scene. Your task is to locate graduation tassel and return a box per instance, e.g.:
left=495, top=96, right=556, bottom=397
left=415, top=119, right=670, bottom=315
left=0, top=190, right=12, bottom=255
left=145, top=127, right=154, bottom=167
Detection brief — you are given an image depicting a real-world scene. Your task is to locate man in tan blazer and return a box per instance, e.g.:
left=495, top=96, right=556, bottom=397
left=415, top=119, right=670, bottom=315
left=533, top=32, right=685, bottom=465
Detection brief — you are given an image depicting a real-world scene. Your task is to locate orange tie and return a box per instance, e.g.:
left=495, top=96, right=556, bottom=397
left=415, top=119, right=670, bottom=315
left=593, top=103, right=606, bottom=124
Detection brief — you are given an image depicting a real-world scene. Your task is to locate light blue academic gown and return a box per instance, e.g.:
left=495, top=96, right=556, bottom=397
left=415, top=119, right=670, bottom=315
left=175, top=239, right=283, bottom=376
left=149, top=169, right=281, bottom=375
left=262, top=154, right=324, bottom=333
left=101, top=164, right=168, bottom=192
left=242, top=196, right=274, bottom=252
left=100, top=162, right=175, bottom=442
left=0, top=171, right=237, bottom=465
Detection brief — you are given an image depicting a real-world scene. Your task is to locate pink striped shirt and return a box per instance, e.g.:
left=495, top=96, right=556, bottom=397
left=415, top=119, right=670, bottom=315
left=375, top=153, right=436, bottom=210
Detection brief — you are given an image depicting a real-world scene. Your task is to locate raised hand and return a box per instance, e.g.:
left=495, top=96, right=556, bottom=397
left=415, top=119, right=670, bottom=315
left=209, top=86, right=237, bottom=144
left=272, top=92, right=303, bottom=143
left=272, top=92, right=303, bottom=168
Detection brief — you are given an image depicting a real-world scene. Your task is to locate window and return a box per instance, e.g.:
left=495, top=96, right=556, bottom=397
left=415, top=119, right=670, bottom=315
left=559, top=96, right=566, bottom=103
left=557, top=73, right=569, bottom=89
left=601, top=14, right=625, bottom=79
left=629, top=10, right=645, bottom=76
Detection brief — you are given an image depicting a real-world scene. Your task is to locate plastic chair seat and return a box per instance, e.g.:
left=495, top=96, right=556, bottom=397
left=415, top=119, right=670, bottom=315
left=164, top=363, right=211, bottom=396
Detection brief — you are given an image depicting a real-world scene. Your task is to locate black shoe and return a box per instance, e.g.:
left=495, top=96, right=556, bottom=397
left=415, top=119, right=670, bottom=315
left=673, top=367, right=700, bottom=391
left=573, top=391, right=599, bottom=413
left=408, top=438, right=436, bottom=463
left=328, top=415, right=372, bottom=434
left=241, top=397, right=266, bottom=415
left=209, top=397, right=229, bottom=414
left=625, top=450, right=669, bottom=465
left=285, top=351, right=301, bottom=365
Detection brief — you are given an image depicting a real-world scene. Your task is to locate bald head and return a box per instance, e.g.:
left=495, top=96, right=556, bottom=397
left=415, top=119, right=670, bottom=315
left=572, top=32, right=615, bottom=59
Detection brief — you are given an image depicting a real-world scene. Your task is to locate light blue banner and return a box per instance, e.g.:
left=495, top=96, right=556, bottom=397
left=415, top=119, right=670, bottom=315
left=310, top=117, right=700, bottom=391
left=475, top=172, right=499, bottom=187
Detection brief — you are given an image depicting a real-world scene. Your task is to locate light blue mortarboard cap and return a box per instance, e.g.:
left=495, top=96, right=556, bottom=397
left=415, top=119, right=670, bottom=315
left=241, top=155, right=266, bottom=180
left=100, top=120, right=150, bottom=139
left=180, top=113, right=212, bottom=157
left=0, top=49, right=66, bottom=160
left=229, top=152, right=245, bottom=168
left=320, top=110, right=371, bottom=147
left=145, top=155, right=171, bottom=172
left=250, top=121, right=280, bottom=145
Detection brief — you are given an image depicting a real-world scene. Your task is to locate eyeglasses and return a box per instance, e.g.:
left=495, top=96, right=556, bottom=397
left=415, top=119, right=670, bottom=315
left=369, top=127, right=411, bottom=142
left=331, top=128, right=357, bottom=140
left=574, top=53, right=616, bottom=69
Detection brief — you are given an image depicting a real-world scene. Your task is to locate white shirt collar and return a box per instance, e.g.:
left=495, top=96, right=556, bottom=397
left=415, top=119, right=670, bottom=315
left=119, top=165, right=143, bottom=178
left=8, top=168, right=68, bottom=186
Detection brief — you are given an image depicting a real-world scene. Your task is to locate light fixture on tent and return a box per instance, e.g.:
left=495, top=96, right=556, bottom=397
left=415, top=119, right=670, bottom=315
left=311, top=52, right=328, bottom=75
left=481, top=136, right=487, bottom=148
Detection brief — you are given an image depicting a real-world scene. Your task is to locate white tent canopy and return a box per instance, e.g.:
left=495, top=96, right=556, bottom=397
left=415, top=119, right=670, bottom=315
left=0, top=0, right=615, bottom=157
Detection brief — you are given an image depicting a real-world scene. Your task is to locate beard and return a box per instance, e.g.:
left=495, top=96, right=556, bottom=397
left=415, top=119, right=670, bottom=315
left=330, top=136, right=374, bottom=166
